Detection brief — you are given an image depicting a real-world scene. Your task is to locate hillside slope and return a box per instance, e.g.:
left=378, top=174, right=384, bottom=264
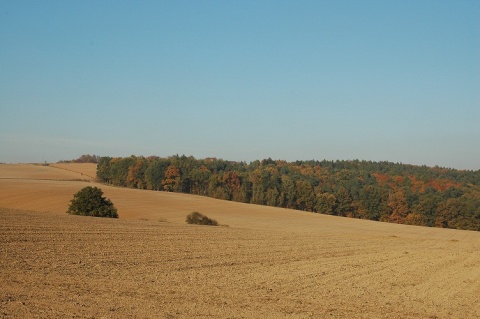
left=1, top=164, right=479, bottom=318
left=0, top=163, right=477, bottom=239
left=95, top=156, right=480, bottom=231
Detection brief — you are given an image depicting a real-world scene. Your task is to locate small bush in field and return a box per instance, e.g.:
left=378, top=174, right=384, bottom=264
left=186, top=212, right=218, bottom=226
left=67, top=186, right=118, bottom=218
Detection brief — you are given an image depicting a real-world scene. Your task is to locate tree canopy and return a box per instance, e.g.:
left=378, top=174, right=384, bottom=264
left=67, top=186, right=118, bottom=218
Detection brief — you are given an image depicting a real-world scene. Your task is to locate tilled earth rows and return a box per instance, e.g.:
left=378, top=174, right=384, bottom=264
left=1, top=207, right=479, bottom=318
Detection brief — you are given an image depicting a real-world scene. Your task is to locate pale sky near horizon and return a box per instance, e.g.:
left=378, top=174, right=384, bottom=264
left=1, top=1, right=479, bottom=170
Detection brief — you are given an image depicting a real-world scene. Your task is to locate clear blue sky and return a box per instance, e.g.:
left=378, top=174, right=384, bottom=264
left=1, top=1, right=479, bottom=170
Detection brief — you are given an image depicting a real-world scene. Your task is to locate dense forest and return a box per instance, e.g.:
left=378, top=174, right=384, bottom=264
left=96, top=155, right=480, bottom=231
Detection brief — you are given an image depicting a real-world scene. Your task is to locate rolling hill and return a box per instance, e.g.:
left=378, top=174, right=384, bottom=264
left=1, top=163, right=479, bottom=318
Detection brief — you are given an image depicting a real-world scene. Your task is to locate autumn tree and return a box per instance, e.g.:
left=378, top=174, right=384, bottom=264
left=223, top=171, right=241, bottom=201
left=127, top=157, right=147, bottom=189
left=388, top=189, right=409, bottom=224
left=162, top=165, right=181, bottom=192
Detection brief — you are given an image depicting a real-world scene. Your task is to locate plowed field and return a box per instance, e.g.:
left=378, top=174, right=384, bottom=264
left=1, top=164, right=479, bottom=318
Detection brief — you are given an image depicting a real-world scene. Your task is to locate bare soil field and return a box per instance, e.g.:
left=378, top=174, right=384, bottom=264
left=49, top=163, right=97, bottom=181
left=0, top=164, right=93, bottom=182
left=1, top=164, right=479, bottom=318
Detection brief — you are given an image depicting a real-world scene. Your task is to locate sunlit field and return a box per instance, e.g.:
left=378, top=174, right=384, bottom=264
left=1, top=164, right=479, bottom=318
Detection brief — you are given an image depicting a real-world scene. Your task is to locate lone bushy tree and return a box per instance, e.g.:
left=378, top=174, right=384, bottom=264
left=186, top=212, right=218, bottom=226
left=67, top=186, right=118, bottom=218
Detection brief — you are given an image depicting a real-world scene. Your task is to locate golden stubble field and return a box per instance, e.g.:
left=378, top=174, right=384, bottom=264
left=1, top=164, right=479, bottom=318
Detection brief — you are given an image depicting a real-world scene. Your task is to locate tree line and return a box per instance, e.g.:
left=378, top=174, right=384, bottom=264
left=58, top=154, right=99, bottom=164
left=96, top=155, right=480, bottom=231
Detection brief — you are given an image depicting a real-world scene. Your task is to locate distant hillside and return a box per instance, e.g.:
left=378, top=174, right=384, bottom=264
left=96, top=155, right=480, bottom=231
left=58, top=154, right=99, bottom=164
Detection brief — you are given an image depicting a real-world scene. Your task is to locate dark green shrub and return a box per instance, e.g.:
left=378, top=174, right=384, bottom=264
left=186, top=212, right=218, bottom=226
left=67, top=186, right=118, bottom=218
